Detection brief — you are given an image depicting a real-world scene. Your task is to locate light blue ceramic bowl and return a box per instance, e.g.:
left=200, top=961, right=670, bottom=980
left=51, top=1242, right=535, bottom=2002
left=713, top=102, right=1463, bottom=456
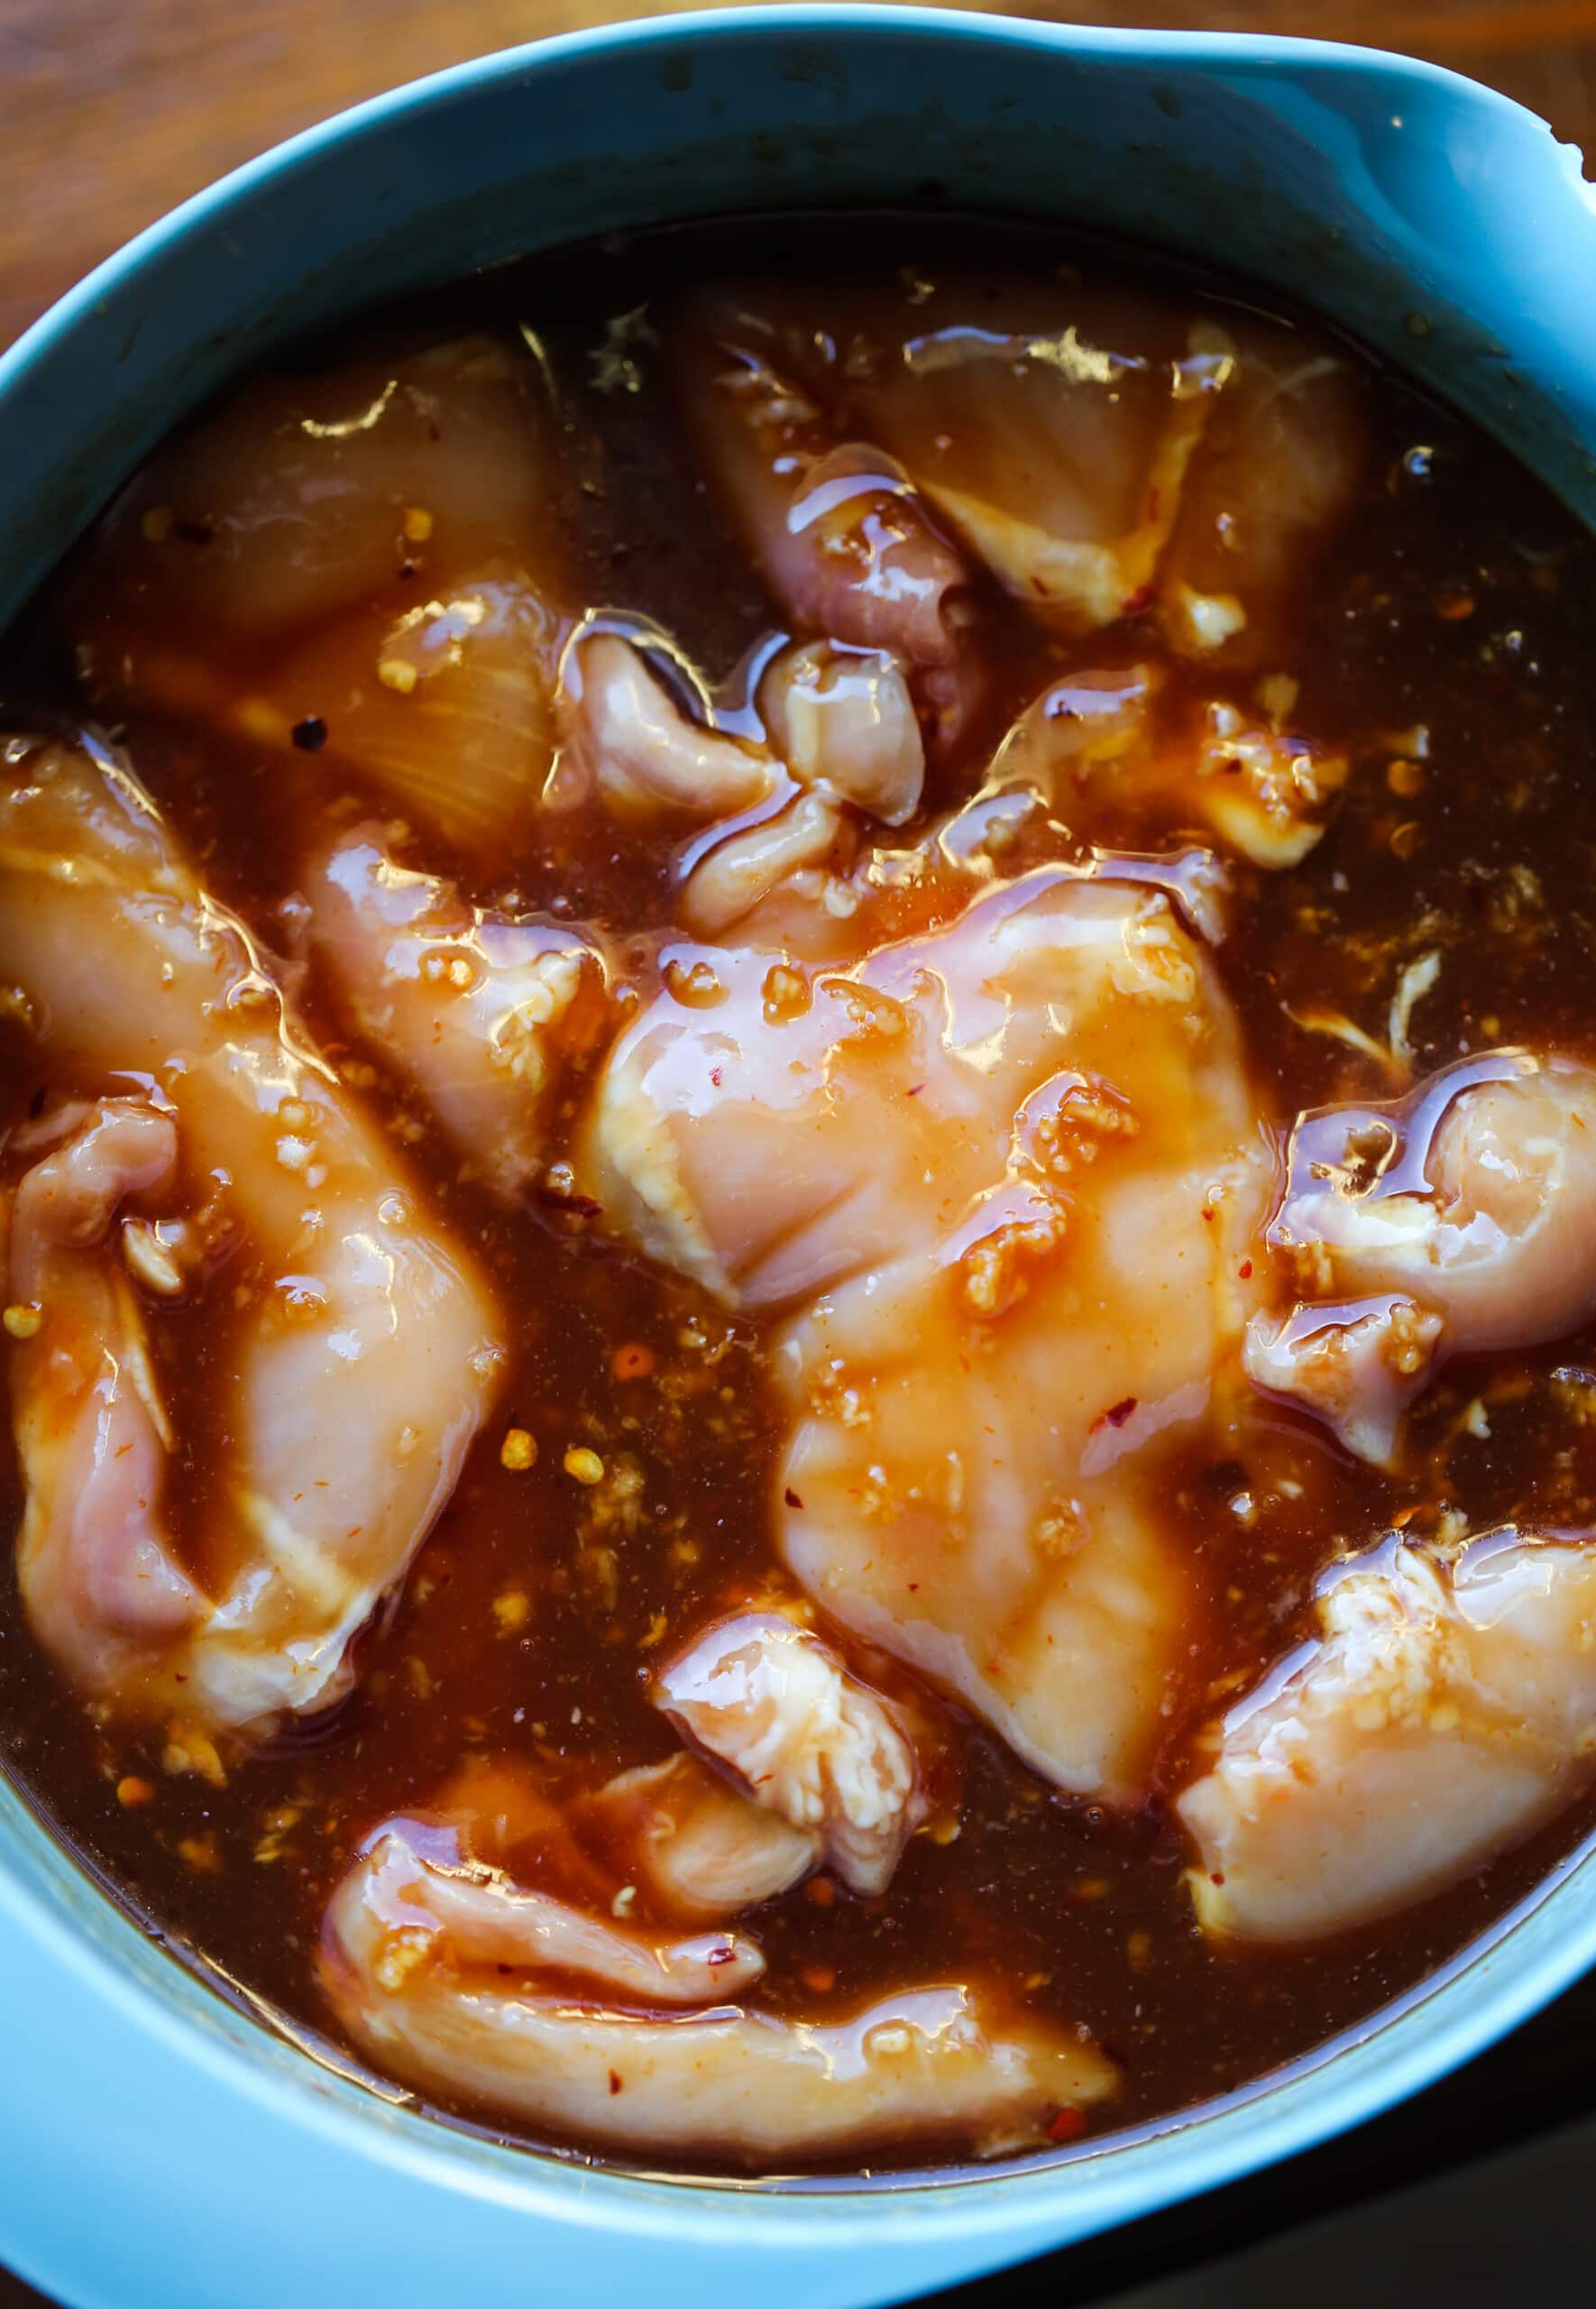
left=4, top=12, right=1596, bottom=2304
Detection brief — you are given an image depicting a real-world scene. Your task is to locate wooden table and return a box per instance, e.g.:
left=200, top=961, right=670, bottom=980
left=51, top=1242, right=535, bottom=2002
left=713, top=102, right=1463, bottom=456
left=2, top=0, right=1594, bottom=354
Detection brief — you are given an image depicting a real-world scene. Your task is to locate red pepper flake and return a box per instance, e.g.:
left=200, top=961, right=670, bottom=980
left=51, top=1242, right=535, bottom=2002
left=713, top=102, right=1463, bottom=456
left=906, top=1081, right=926, bottom=1098
left=710, top=1065, right=724, bottom=1088
left=1120, top=583, right=1157, bottom=618
left=805, top=1876, right=837, bottom=1909
left=611, top=1341, right=655, bottom=1382
left=537, top=1180, right=603, bottom=1219
left=1209, top=1871, right=1225, bottom=1886
left=1047, top=2107, right=1087, bottom=2145
left=1238, top=1259, right=1253, bottom=1280
left=802, top=1964, right=837, bottom=1995
left=608, top=2069, right=624, bottom=2095
left=707, top=1945, right=737, bottom=1966
left=784, top=1487, right=804, bottom=1510
left=1090, top=1396, right=1139, bottom=1434
left=1201, top=1207, right=1216, bottom=1224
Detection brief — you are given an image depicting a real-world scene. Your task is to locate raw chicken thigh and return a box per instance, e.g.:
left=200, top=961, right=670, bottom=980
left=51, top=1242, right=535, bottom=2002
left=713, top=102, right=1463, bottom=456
left=1180, top=1526, right=1596, bottom=1940
left=672, top=274, right=1366, bottom=666
left=72, top=336, right=573, bottom=849
left=20, top=212, right=1596, bottom=2182
left=89, top=336, right=555, bottom=639
left=555, top=629, right=925, bottom=937
left=656, top=1610, right=927, bottom=1896
left=582, top=865, right=1273, bottom=1800
left=1244, top=1051, right=1596, bottom=1466
left=669, top=291, right=981, bottom=750
left=321, top=1757, right=1114, bottom=2161
left=0, top=732, right=503, bottom=1732
left=305, top=823, right=611, bottom=1200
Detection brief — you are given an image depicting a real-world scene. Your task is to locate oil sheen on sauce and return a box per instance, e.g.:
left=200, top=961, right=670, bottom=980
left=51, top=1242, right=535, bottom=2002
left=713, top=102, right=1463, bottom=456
left=2, top=212, right=1596, bottom=2177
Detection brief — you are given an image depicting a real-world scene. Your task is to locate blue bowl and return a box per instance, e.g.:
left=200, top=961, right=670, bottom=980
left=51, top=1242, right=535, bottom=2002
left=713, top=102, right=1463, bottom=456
left=4, top=12, right=1596, bottom=2304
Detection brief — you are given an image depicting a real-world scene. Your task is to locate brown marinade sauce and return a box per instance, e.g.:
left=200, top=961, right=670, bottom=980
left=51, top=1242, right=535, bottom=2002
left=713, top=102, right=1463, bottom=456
left=3, top=211, right=1596, bottom=2176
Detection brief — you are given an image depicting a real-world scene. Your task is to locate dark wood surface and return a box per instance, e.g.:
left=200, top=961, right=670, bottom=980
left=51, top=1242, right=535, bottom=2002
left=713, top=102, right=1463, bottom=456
left=2, top=0, right=1595, bottom=355
left=2, top=0, right=1595, bottom=2302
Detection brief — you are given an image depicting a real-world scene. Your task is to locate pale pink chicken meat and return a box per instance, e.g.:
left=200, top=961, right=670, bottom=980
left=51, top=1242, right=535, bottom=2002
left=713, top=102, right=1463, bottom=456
left=72, top=336, right=574, bottom=851
left=676, top=275, right=1365, bottom=667
left=267, top=566, right=565, bottom=848
left=87, top=334, right=555, bottom=639
left=331, top=1813, right=767, bottom=2004
left=321, top=1805, right=1114, bottom=2159
left=1179, top=1525, right=1596, bottom=1941
left=554, top=628, right=923, bottom=940
left=758, top=642, right=925, bottom=829
left=90, top=559, right=567, bottom=855
left=669, top=291, right=982, bottom=749
left=403, top=1751, right=817, bottom=1931
left=0, top=733, right=504, bottom=1732
left=778, top=1267, right=1210, bottom=1803
left=580, top=866, right=1273, bottom=1800
left=852, top=298, right=1233, bottom=639
left=968, top=665, right=1348, bottom=876
left=298, top=765, right=896, bottom=1215
left=676, top=787, right=853, bottom=943
left=554, top=629, right=779, bottom=823
left=1241, top=1293, right=1443, bottom=1469
left=830, top=279, right=1363, bottom=665
left=305, top=823, right=610, bottom=1200
left=656, top=1612, right=926, bottom=1896
left=580, top=1754, right=820, bottom=1922
left=6, top=1100, right=201, bottom=1693
left=1245, top=1051, right=1596, bottom=1465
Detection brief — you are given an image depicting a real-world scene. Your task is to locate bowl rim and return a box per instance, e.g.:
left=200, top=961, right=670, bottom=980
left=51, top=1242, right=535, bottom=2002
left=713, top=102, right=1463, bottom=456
left=5, top=10, right=1596, bottom=2304
left=0, top=0, right=1532, bottom=400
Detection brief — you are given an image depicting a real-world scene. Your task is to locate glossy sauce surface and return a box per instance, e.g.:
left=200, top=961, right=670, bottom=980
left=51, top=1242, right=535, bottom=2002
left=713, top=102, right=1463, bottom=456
left=5, top=213, right=1596, bottom=2176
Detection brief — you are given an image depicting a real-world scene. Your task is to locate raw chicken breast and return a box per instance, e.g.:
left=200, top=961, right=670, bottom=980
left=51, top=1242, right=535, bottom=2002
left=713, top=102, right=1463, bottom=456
left=581, top=1754, right=820, bottom=1922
